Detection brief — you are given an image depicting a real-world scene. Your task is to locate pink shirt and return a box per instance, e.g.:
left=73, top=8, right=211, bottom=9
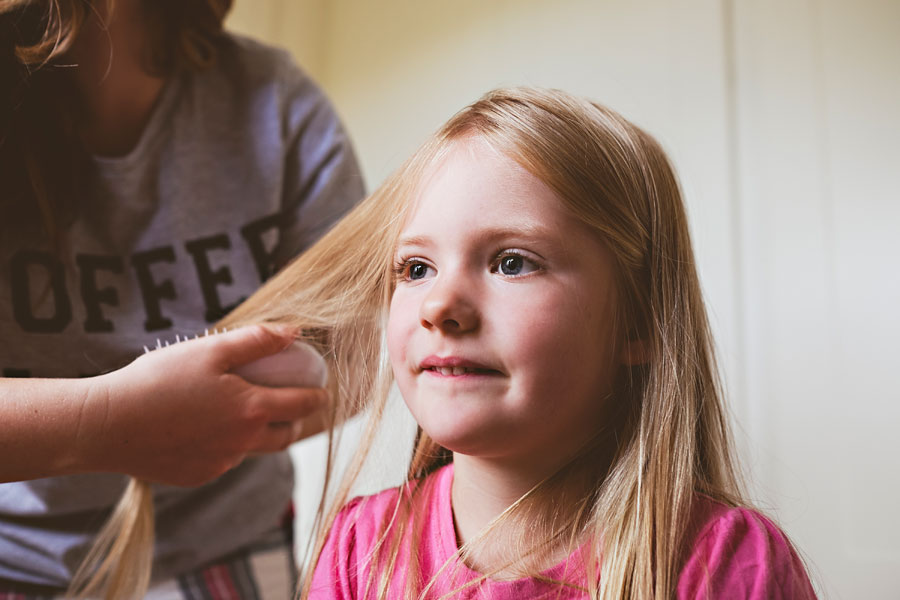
left=308, top=465, right=816, bottom=599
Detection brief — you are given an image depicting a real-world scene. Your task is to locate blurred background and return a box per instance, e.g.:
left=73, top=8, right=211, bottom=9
left=227, top=1, right=899, bottom=598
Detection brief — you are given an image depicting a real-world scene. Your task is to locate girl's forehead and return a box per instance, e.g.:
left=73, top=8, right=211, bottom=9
left=401, top=136, right=543, bottom=222
left=395, top=137, right=595, bottom=255
left=408, top=137, right=488, bottom=200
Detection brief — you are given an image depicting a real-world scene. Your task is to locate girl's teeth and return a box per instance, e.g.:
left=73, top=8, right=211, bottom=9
left=434, top=367, right=470, bottom=376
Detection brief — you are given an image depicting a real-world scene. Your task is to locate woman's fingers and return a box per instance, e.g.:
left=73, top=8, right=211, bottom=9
left=245, top=386, right=330, bottom=453
left=255, top=386, right=330, bottom=423
left=256, top=422, right=296, bottom=453
left=209, top=324, right=299, bottom=372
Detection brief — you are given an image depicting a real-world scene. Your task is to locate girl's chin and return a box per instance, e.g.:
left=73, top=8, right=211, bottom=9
left=420, top=425, right=519, bottom=460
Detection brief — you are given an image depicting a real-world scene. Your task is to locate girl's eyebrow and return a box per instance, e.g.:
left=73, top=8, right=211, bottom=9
left=396, top=225, right=557, bottom=251
left=395, top=234, right=431, bottom=250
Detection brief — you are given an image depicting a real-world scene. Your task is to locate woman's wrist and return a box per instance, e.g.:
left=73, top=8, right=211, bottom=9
left=61, top=374, right=114, bottom=478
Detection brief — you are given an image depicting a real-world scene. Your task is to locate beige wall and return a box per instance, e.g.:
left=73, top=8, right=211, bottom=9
left=229, top=2, right=900, bottom=597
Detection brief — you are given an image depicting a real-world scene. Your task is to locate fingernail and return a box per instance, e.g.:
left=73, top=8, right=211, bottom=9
left=267, top=323, right=300, bottom=344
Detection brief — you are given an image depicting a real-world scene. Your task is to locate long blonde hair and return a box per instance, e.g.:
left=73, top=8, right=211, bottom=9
left=82, top=88, right=746, bottom=599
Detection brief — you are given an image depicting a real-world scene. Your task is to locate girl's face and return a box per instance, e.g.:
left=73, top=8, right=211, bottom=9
left=388, top=137, right=624, bottom=471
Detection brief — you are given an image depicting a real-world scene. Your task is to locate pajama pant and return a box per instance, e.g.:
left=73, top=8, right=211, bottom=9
left=0, top=526, right=296, bottom=600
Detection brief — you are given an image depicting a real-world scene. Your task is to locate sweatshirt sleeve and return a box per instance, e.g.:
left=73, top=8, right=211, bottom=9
left=273, top=58, right=365, bottom=269
left=677, top=506, right=818, bottom=600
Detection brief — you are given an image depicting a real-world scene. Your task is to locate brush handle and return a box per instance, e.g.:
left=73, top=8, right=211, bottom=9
left=233, top=341, right=328, bottom=388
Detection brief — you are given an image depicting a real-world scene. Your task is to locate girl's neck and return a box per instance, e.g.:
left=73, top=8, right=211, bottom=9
left=451, top=454, right=551, bottom=542
left=450, top=443, right=613, bottom=577
left=65, top=0, right=167, bottom=156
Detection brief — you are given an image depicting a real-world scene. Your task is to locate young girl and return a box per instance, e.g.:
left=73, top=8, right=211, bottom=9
left=217, top=87, right=815, bottom=598
left=94, top=87, right=817, bottom=598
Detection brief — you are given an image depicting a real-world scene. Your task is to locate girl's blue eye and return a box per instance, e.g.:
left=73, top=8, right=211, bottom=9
left=493, top=252, right=539, bottom=276
left=500, top=255, right=524, bottom=275
left=409, top=262, right=429, bottom=280
left=393, top=258, right=433, bottom=282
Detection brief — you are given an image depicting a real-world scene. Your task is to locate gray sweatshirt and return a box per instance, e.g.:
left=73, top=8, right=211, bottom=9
left=0, top=33, right=364, bottom=585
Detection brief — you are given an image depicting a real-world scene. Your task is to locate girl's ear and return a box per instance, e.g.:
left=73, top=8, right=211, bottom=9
left=620, top=338, right=651, bottom=366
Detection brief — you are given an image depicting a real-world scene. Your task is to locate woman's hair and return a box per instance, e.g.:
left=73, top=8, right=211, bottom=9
left=0, top=0, right=232, bottom=246
left=84, top=87, right=747, bottom=599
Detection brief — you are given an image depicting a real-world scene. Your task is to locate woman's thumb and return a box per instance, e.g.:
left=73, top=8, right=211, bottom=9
left=212, top=324, right=298, bottom=371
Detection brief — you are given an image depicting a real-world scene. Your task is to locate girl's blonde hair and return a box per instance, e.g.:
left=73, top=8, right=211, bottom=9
left=84, top=87, right=746, bottom=599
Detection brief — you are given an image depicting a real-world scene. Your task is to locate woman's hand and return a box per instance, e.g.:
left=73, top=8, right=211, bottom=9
left=77, top=325, right=330, bottom=486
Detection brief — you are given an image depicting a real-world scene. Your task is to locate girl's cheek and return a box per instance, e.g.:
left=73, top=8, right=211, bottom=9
left=386, top=294, right=412, bottom=364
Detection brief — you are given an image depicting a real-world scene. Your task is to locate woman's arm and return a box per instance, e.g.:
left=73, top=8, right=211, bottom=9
left=0, top=325, right=329, bottom=485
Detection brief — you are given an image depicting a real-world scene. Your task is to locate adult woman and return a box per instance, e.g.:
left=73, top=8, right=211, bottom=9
left=0, top=0, right=363, bottom=594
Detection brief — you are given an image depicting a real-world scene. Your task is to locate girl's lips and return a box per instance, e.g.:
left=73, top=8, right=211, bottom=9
left=424, top=365, right=500, bottom=376
left=418, top=356, right=502, bottom=376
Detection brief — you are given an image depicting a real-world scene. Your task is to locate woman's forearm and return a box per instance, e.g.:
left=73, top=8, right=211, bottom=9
left=0, top=325, right=330, bottom=486
left=0, top=375, right=104, bottom=482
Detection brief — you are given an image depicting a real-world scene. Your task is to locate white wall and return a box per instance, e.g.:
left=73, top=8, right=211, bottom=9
left=228, top=2, right=900, bottom=597
left=731, top=1, right=900, bottom=597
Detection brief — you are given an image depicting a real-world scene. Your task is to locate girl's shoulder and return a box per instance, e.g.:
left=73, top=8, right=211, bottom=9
left=677, top=495, right=818, bottom=599
left=308, top=466, right=453, bottom=599
left=327, top=482, right=410, bottom=548
left=334, top=464, right=452, bottom=530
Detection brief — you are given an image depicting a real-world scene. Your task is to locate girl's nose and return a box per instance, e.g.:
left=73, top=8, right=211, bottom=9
left=419, top=273, right=479, bottom=334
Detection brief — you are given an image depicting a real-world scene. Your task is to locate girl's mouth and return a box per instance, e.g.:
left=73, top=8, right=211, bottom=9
left=424, top=366, right=498, bottom=376
left=418, top=355, right=502, bottom=376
